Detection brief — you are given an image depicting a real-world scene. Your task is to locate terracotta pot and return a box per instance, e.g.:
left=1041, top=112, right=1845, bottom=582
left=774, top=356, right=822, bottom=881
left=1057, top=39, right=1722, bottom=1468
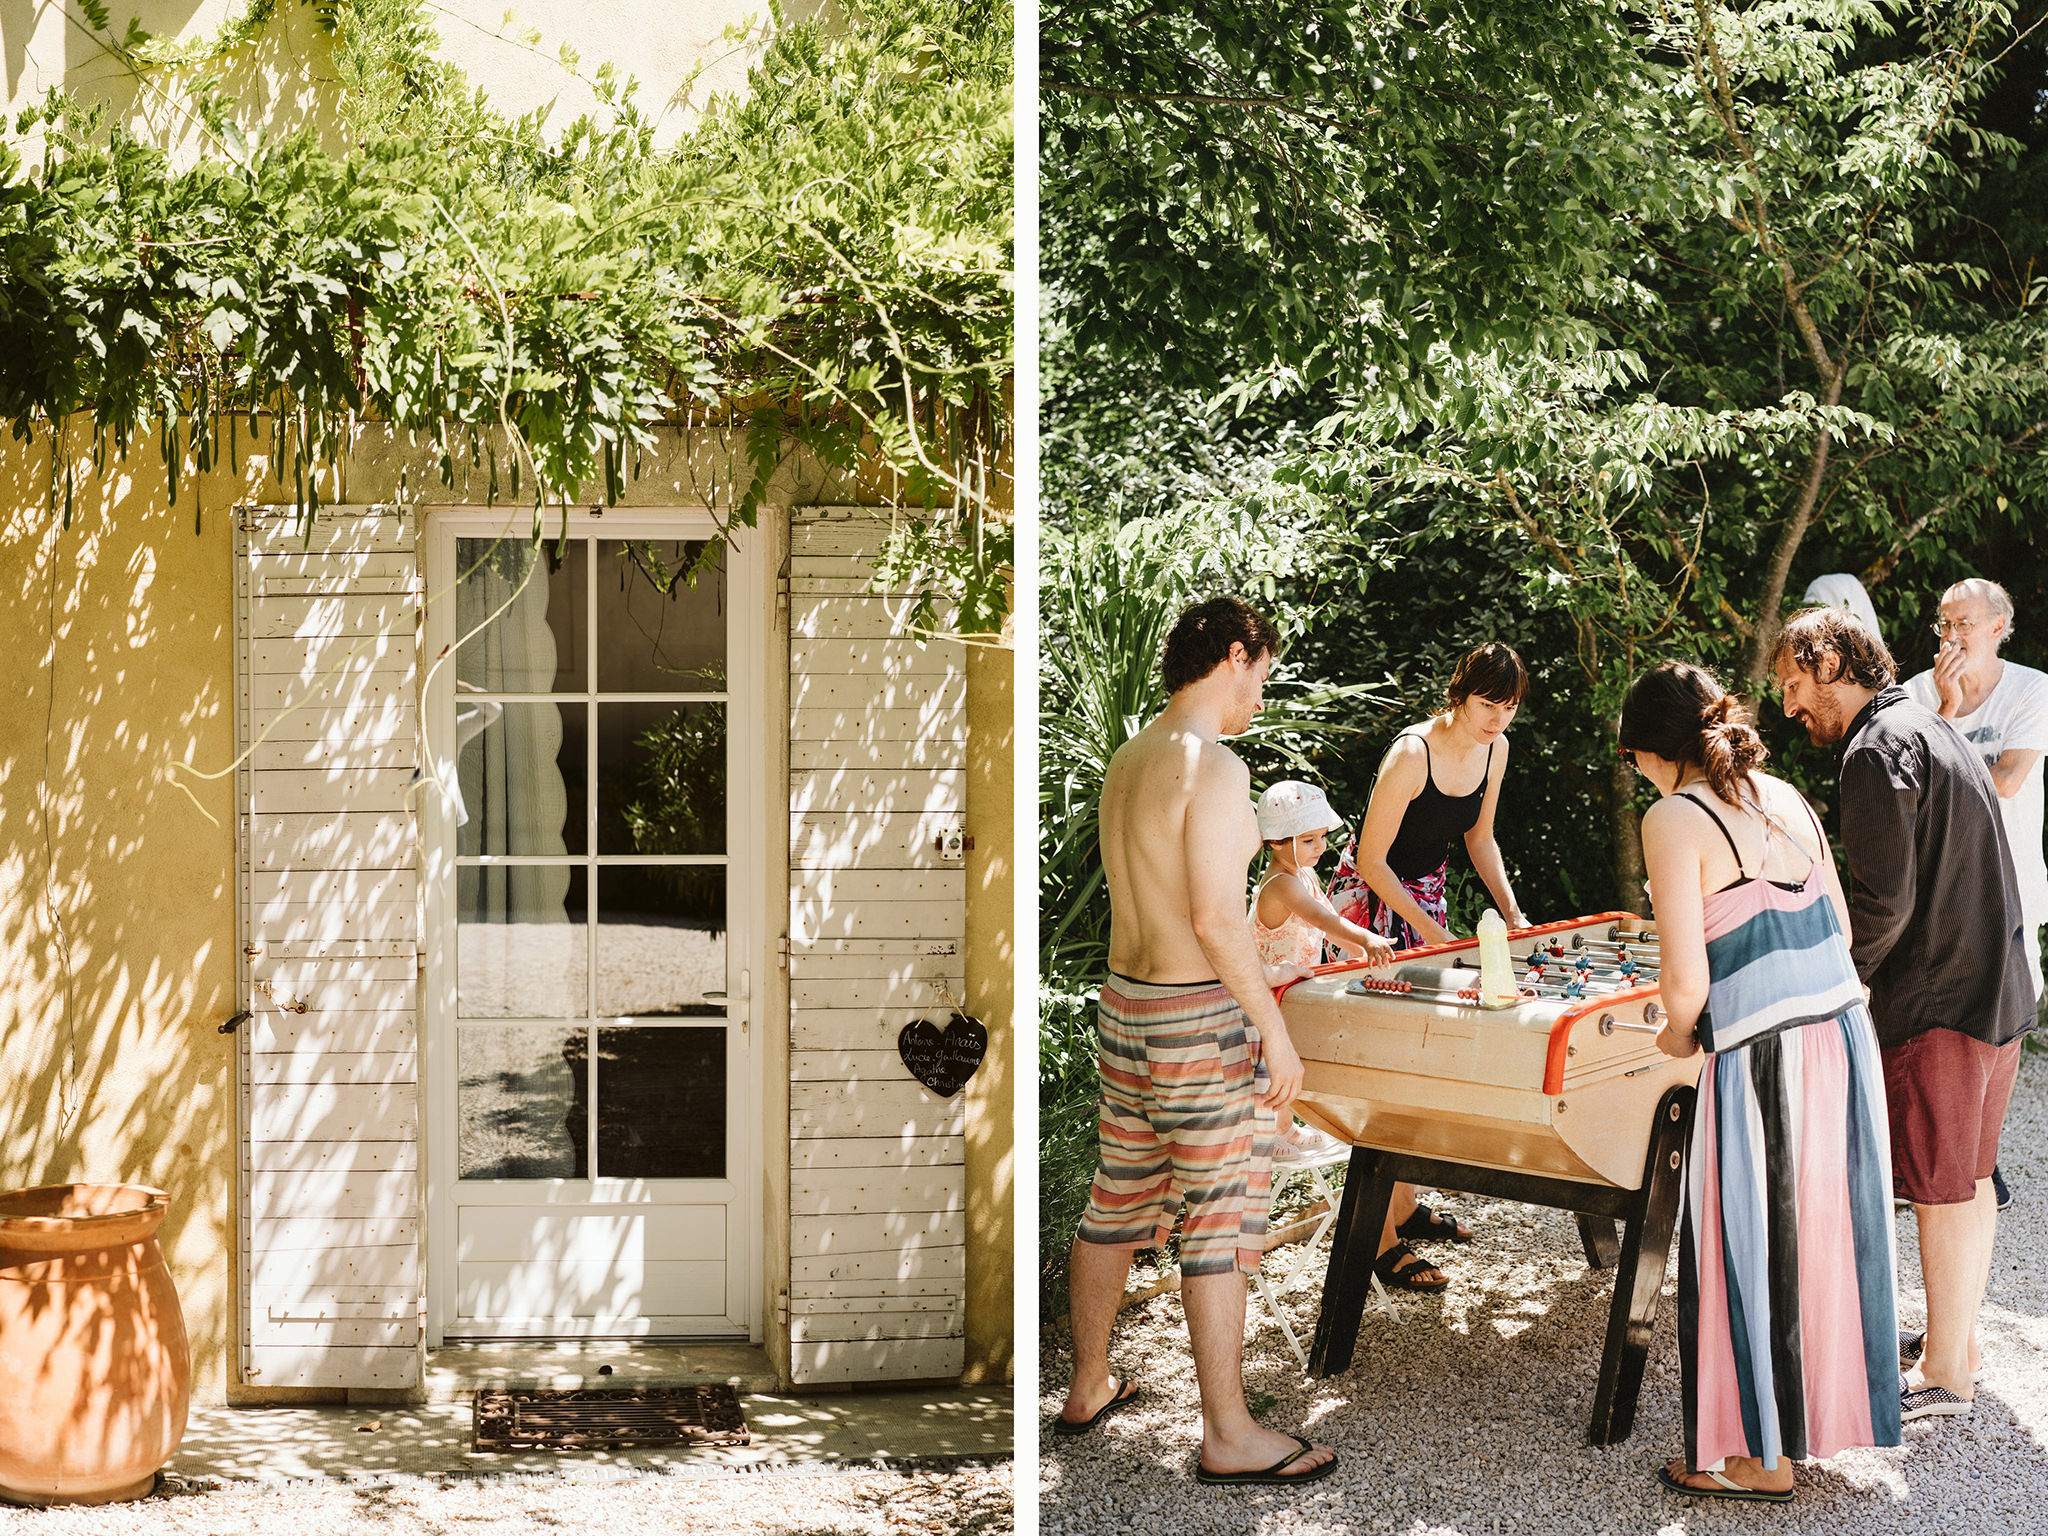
left=0, top=1184, right=190, bottom=1506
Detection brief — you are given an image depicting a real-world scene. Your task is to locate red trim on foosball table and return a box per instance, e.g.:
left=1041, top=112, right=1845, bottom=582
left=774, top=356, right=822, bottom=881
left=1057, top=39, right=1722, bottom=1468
left=1541, top=983, right=1663, bottom=1096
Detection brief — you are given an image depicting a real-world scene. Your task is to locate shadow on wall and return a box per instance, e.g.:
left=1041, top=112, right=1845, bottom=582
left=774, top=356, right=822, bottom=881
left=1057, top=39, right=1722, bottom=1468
left=1, top=0, right=343, bottom=162
left=0, top=418, right=295, bottom=1404
left=963, top=637, right=1013, bottom=1382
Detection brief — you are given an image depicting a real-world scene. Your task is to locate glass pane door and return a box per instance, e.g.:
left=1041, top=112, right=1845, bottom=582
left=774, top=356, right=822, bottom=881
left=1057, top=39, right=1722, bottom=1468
left=434, top=526, right=744, bottom=1337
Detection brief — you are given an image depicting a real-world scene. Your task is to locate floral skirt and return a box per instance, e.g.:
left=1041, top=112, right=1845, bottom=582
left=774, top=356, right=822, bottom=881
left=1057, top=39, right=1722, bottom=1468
left=1328, top=837, right=1448, bottom=953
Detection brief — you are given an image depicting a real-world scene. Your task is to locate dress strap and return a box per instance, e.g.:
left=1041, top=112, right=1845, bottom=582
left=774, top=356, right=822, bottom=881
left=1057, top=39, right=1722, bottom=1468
left=1676, top=791, right=1751, bottom=877
left=1757, top=797, right=1822, bottom=882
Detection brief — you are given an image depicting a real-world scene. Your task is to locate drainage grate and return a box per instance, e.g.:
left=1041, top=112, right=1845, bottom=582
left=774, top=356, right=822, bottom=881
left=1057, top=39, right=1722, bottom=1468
left=473, top=1385, right=752, bottom=1451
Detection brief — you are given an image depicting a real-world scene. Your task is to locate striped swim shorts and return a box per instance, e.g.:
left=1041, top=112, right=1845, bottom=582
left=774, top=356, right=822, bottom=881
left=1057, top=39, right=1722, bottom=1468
left=1074, top=974, right=1275, bottom=1278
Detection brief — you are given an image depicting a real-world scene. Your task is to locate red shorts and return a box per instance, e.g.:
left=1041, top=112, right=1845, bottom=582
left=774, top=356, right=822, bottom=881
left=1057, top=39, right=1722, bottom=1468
left=1882, top=1028, right=2023, bottom=1206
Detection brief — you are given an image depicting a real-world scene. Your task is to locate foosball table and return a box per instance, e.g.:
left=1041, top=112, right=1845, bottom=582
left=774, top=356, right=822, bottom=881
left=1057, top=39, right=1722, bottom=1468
left=1275, top=913, right=1699, bottom=1445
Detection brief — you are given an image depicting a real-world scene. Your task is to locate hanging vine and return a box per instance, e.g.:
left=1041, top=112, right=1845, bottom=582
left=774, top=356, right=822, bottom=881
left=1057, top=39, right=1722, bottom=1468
left=0, top=0, right=1013, bottom=634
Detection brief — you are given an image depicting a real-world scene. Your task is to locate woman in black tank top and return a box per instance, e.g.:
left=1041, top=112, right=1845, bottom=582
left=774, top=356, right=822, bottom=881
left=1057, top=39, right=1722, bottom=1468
left=1323, top=644, right=1533, bottom=1281
left=1328, top=644, right=1532, bottom=950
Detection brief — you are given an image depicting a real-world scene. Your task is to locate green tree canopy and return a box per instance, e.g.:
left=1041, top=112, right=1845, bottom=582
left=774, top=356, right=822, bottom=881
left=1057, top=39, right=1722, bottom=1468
left=1044, top=0, right=2048, bottom=914
left=1, top=0, right=1014, bottom=629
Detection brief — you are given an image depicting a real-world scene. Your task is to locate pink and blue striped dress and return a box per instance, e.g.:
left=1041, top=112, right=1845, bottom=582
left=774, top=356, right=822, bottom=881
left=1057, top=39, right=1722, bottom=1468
left=1676, top=794, right=1900, bottom=1471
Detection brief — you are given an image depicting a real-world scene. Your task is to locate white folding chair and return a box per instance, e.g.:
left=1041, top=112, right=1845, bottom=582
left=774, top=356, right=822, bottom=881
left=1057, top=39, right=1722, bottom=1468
left=1253, top=1132, right=1397, bottom=1373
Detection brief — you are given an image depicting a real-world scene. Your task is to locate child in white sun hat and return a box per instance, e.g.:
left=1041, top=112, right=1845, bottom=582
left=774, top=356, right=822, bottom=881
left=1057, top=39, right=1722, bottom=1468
left=1252, top=781, right=1395, bottom=971
left=1253, top=781, right=1395, bottom=1166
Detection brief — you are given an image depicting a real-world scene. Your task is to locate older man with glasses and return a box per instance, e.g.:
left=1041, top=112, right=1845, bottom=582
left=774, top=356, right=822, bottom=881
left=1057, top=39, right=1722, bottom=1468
left=1904, top=578, right=2048, bottom=1210
left=1774, top=607, right=2035, bottom=1424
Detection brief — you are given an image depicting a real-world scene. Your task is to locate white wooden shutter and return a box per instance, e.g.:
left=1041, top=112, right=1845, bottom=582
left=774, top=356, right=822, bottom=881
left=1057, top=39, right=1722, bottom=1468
left=236, top=504, right=423, bottom=1391
left=785, top=509, right=968, bottom=1385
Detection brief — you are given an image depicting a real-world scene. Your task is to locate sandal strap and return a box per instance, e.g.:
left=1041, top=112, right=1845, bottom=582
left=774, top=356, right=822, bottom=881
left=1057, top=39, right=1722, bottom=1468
left=1374, top=1241, right=1435, bottom=1277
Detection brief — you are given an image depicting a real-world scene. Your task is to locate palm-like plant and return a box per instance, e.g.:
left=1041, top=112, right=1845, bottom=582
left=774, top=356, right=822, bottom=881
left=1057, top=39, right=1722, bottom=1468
left=1040, top=529, right=1186, bottom=982
left=1040, top=520, right=1391, bottom=983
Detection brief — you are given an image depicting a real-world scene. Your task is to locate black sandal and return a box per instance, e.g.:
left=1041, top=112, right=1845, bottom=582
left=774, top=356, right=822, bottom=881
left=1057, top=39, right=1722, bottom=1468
left=1394, top=1203, right=1473, bottom=1245
left=1372, top=1240, right=1448, bottom=1293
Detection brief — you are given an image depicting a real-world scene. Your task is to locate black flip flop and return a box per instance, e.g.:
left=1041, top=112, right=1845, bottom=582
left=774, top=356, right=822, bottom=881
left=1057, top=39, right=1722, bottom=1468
left=1196, top=1434, right=1338, bottom=1487
left=1654, top=1464, right=1792, bottom=1503
left=1050, top=1375, right=1140, bottom=1437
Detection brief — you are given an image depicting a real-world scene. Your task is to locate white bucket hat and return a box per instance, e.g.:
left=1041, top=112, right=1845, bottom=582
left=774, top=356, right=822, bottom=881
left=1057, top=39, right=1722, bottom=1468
left=1256, top=781, right=1344, bottom=842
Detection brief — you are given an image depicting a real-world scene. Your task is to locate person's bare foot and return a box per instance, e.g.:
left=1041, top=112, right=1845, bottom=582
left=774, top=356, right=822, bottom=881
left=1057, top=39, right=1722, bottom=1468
left=1199, top=1423, right=1337, bottom=1479
left=1057, top=1372, right=1135, bottom=1427
left=1906, top=1365, right=1977, bottom=1402
left=1660, top=1455, right=1793, bottom=1495
left=1373, top=1241, right=1448, bottom=1291
left=1901, top=1330, right=1983, bottom=1377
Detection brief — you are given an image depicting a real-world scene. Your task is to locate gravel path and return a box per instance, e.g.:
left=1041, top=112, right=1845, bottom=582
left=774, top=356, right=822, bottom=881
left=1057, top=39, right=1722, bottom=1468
left=1041, top=1051, right=2048, bottom=1535
left=0, top=1463, right=1012, bottom=1536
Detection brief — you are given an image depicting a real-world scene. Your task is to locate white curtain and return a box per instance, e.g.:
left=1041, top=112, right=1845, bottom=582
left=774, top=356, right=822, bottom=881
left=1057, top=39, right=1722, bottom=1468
left=456, top=545, right=570, bottom=932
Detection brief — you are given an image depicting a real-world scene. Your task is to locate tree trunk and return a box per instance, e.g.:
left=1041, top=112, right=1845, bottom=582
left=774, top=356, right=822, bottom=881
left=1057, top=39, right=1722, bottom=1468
left=1609, top=742, right=1649, bottom=917
left=1740, top=373, right=1847, bottom=686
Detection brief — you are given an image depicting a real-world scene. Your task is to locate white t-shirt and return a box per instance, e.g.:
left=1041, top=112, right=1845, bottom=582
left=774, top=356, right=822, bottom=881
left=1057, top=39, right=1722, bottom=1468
left=1904, top=659, right=2048, bottom=928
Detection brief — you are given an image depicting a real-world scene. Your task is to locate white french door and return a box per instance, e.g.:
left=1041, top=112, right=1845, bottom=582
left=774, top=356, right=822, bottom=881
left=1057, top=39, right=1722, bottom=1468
left=422, top=509, right=762, bottom=1340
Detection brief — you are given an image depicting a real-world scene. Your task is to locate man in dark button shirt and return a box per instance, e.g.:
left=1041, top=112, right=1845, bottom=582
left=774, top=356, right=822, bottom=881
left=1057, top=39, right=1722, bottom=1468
left=1773, top=606, right=2035, bottom=1425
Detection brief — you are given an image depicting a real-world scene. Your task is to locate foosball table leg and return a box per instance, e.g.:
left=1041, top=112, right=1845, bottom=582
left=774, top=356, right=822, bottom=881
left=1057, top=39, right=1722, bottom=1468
left=1576, top=1213, right=1621, bottom=1270
left=1307, top=1145, right=1397, bottom=1377
left=1585, top=1085, right=1696, bottom=1445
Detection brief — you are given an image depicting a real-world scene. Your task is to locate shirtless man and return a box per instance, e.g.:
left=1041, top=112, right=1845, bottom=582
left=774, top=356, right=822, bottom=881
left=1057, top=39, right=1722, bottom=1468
left=1052, top=596, right=1338, bottom=1486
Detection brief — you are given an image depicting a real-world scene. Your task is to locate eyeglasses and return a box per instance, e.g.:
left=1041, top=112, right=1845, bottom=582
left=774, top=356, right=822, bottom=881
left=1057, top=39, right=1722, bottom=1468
left=1932, top=617, right=1979, bottom=638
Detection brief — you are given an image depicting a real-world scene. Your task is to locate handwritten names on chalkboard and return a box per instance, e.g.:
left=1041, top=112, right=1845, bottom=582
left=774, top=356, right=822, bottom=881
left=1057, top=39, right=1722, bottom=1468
left=897, top=1012, right=989, bottom=1098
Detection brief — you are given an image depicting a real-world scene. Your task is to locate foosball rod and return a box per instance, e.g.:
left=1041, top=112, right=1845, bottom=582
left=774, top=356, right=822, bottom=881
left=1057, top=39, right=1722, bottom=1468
left=1604, top=925, right=1659, bottom=943
left=1521, top=985, right=1649, bottom=1003
left=1524, top=966, right=1660, bottom=986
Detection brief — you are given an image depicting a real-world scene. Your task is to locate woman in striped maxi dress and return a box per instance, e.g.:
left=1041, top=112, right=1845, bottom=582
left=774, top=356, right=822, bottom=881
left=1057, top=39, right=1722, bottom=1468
left=1620, top=662, right=1899, bottom=1503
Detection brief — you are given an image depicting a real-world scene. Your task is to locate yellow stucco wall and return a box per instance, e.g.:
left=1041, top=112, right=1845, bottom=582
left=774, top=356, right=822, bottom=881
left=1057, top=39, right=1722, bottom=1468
left=1, top=0, right=799, bottom=162
left=962, top=636, right=1014, bottom=1383
left=0, top=422, right=296, bottom=1406
left=0, top=0, right=343, bottom=164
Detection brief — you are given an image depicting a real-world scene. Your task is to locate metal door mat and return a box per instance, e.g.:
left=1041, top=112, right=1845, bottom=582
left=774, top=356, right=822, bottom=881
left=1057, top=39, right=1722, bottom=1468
left=473, top=1385, right=751, bottom=1451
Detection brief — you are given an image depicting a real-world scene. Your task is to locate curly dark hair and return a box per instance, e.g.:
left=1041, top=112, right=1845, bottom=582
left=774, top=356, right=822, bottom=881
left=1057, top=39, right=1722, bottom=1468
left=1161, top=597, right=1281, bottom=694
left=1771, top=607, right=1897, bottom=691
left=1619, top=662, right=1767, bottom=806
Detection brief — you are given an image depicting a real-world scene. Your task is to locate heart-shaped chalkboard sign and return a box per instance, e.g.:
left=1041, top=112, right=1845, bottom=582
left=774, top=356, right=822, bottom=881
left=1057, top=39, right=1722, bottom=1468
left=898, top=1011, right=989, bottom=1098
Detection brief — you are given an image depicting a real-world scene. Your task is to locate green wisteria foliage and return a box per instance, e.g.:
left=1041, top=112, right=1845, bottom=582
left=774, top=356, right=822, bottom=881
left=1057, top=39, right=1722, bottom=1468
left=0, top=0, right=1013, bottom=632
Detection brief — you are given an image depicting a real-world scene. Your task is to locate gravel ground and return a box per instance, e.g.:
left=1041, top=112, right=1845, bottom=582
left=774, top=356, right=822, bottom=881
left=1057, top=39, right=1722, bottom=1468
left=0, top=1462, right=1012, bottom=1536
left=1042, top=1050, right=2048, bottom=1535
